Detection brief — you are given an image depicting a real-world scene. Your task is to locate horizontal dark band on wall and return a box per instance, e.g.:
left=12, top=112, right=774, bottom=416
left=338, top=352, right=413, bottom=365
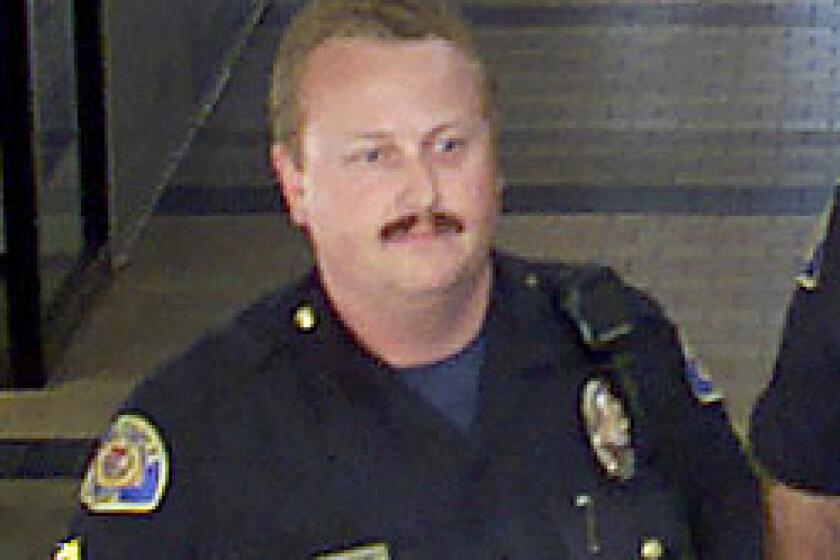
left=504, top=185, right=834, bottom=215
left=501, top=129, right=840, bottom=149
left=0, top=439, right=96, bottom=479
left=155, top=184, right=835, bottom=217
left=156, top=185, right=284, bottom=215
left=263, top=3, right=840, bottom=28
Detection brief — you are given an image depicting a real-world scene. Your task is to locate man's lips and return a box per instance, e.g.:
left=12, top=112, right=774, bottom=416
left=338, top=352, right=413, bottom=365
left=380, top=213, right=465, bottom=242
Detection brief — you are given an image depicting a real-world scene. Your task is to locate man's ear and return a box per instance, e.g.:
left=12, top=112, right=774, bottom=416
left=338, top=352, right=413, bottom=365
left=270, top=143, right=308, bottom=226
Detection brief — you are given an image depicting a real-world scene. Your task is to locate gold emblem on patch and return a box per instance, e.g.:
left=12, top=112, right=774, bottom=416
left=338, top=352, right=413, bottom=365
left=95, top=439, right=144, bottom=488
left=581, top=377, right=635, bottom=481
left=314, top=542, right=391, bottom=559
left=81, top=413, right=169, bottom=514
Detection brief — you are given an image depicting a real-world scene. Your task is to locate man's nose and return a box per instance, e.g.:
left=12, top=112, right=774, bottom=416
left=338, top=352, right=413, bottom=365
left=398, top=154, right=440, bottom=211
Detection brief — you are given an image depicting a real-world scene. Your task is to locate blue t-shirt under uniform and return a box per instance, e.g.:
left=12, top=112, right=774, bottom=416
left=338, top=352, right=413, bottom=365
left=397, top=333, right=485, bottom=433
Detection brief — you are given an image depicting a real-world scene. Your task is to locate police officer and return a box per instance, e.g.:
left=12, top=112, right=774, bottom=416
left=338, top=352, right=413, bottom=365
left=751, top=185, right=840, bottom=558
left=56, top=1, right=763, bottom=558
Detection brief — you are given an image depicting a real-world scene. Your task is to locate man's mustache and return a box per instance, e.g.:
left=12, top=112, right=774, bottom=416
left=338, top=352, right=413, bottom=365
left=380, top=212, right=464, bottom=241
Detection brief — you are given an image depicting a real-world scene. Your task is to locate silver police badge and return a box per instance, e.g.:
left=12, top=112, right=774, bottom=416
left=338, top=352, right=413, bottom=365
left=580, top=377, right=635, bottom=481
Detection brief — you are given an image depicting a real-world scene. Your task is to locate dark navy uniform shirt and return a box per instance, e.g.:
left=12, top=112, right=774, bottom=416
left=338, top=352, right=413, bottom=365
left=751, top=187, right=840, bottom=495
left=67, top=253, right=763, bottom=558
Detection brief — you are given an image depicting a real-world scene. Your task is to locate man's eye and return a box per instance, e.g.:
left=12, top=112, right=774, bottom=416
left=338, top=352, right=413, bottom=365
left=351, top=147, right=390, bottom=164
left=363, top=149, right=382, bottom=163
left=345, top=148, right=386, bottom=165
left=436, top=138, right=465, bottom=154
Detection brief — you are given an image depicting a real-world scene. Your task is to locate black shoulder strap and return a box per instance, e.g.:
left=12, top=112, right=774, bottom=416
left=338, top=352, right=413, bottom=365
left=553, top=264, right=654, bottom=351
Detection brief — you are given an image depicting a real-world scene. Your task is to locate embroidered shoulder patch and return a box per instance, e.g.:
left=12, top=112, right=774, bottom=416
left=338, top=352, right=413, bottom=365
left=80, top=413, right=169, bottom=514
left=682, top=348, right=724, bottom=405
left=53, top=538, right=81, bottom=560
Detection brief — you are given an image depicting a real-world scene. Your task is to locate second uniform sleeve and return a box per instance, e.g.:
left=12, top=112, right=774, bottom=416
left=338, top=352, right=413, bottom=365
left=750, top=191, right=840, bottom=494
left=750, top=293, right=840, bottom=494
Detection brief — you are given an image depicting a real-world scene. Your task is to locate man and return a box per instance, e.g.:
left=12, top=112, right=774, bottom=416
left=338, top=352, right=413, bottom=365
left=58, top=1, right=762, bottom=558
left=751, top=185, right=840, bottom=559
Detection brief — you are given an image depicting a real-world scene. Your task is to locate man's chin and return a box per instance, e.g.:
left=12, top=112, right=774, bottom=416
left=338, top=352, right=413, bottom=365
left=387, top=273, right=462, bottom=294
left=381, top=249, right=488, bottom=294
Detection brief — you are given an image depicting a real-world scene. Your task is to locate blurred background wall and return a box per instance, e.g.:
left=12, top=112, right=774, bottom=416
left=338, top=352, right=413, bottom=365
left=103, top=0, right=268, bottom=258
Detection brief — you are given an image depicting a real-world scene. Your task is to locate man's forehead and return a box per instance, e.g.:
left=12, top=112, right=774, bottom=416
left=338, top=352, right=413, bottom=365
left=299, top=35, right=477, bottom=94
left=298, top=36, right=484, bottom=138
left=328, top=120, right=489, bottom=146
left=307, top=35, right=467, bottom=66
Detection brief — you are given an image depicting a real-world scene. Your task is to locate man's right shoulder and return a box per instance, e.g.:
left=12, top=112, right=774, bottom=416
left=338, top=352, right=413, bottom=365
left=120, top=272, right=317, bottom=423
left=69, top=274, right=321, bottom=530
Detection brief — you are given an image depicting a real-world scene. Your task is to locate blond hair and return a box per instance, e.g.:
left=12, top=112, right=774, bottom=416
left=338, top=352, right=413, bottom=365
left=268, top=0, right=498, bottom=163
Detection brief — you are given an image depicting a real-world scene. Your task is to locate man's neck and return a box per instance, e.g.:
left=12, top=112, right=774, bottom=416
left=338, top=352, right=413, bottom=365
left=321, top=262, right=493, bottom=369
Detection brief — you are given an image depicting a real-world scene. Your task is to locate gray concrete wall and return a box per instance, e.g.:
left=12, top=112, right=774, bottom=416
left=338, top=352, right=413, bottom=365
left=104, top=0, right=267, bottom=258
left=471, top=2, right=840, bottom=431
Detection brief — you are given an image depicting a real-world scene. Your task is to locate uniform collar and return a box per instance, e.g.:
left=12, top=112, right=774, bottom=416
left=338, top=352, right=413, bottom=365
left=290, top=251, right=562, bottom=373
left=285, top=252, right=578, bottom=422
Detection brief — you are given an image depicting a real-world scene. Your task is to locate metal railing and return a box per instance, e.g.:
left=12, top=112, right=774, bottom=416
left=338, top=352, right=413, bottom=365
left=0, top=0, right=110, bottom=388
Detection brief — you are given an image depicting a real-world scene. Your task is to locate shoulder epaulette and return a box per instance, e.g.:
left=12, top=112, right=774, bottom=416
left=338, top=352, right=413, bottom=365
left=552, top=264, right=660, bottom=350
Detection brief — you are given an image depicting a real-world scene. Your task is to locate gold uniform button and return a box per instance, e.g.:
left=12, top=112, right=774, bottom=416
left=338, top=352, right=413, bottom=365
left=293, top=305, right=317, bottom=332
left=640, top=537, right=664, bottom=559
left=525, top=272, right=540, bottom=289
